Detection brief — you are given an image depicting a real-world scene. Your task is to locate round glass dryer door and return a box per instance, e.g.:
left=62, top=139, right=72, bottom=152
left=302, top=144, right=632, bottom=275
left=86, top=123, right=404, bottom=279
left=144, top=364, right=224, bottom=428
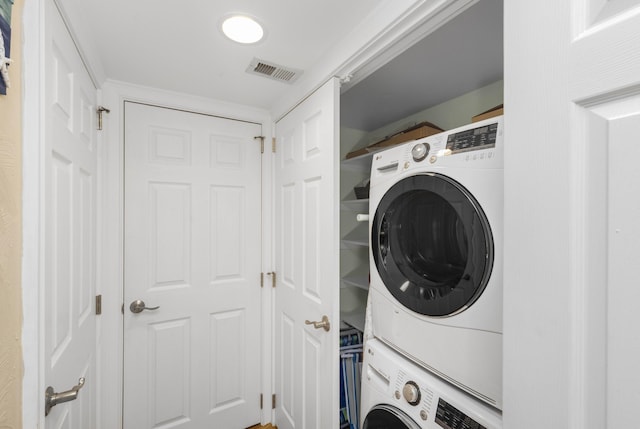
left=363, top=405, right=422, bottom=429
left=371, top=173, right=494, bottom=317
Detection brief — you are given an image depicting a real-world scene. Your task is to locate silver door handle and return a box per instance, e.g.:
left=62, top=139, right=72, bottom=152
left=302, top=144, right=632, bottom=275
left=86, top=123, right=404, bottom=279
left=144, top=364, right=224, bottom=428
left=305, top=315, right=331, bottom=332
left=129, top=299, right=160, bottom=313
left=45, top=377, right=85, bottom=416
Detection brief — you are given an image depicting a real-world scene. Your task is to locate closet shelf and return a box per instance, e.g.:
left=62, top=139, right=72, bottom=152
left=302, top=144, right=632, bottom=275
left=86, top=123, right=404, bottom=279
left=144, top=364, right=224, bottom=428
left=341, top=265, right=369, bottom=290
left=341, top=198, right=369, bottom=212
left=341, top=150, right=379, bottom=173
left=341, top=223, right=369, bottom=247
left=341, top=308, right=366, bottom=333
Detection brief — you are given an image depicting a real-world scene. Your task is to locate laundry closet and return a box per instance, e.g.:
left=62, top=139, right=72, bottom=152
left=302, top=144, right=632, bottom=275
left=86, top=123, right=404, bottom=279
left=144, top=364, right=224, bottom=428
left=19, top=0, right=640, bottom=426
left=337, top=0, right=503, bottom=426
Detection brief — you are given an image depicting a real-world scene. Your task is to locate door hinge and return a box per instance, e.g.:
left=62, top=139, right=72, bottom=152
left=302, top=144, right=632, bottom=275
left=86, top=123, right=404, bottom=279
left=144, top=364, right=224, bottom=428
left=260, top=393, right=263, bottom=409
left=272, top=137, right=276, bottom=153
left=95, top=295, right=102, bottom=315
left=260, top=272, right=264, bottom=288
left=272, top=393, right=276, bottom=409
left=254, top=135, right=265, bottom=153
left=97, top=106, right=110, bottom=131
left=266, top=272, right=276, bottom=288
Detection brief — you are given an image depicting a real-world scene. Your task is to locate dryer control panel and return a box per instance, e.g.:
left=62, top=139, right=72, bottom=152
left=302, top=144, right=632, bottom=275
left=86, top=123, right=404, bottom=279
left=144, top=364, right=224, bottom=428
left=446, top=122, right=498, bottom=154
left=392, top=116, right=503, bottom=174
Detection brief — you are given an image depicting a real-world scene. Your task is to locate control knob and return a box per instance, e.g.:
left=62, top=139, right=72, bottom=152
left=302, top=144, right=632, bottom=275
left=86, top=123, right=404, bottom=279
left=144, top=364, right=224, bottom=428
left=402, top=381, right=421, bottom=406
left=411, top=143, right=430, bottom=162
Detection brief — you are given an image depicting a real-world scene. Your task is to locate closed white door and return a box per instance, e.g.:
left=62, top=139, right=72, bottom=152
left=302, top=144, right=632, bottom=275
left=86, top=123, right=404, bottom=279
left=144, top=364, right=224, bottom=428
left=505, top=1, right=640, bottom=427
left=123, top=102, right=263, bottom=428
left=274, top=78, right=340, bottom=429
left=43, top=2, right=98, bottom=427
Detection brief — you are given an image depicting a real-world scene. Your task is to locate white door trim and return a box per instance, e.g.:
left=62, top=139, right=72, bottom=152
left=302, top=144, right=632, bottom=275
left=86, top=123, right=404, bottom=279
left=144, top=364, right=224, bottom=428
left=99, top=81, right=273, bottom=428
left=22, top=0, right=45, bottom=425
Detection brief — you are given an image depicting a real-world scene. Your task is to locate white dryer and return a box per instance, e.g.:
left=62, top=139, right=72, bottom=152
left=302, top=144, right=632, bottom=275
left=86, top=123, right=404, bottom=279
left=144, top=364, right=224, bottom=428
left=361, top=338, right=502, bottom=429
left=368, top=117, right=503, bottom=409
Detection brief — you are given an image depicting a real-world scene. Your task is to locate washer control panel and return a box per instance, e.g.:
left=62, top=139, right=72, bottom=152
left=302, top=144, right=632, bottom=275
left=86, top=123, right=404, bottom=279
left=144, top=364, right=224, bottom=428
left=362, top=340, right=502, bottom=429
left=436, top=398, right=487, bottom=429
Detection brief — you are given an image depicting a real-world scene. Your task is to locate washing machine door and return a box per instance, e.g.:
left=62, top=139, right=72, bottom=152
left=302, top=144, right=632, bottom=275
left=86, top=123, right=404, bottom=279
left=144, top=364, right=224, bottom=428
left=371, top=173, right=493, bottom=317
left=363, top=404, right=422, bottom=429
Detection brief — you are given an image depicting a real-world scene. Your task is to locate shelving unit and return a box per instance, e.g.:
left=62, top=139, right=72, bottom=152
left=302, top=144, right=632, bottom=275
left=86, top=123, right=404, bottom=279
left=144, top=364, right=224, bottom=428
left=339, top=150, right=375, bottom=334
left=341, top=265, right=369, bottom=290
left=341, top=223, right=368, bottom=247
left=340, top=307, right=367, bottom=333
left=341, top=198, right=369, bottom=213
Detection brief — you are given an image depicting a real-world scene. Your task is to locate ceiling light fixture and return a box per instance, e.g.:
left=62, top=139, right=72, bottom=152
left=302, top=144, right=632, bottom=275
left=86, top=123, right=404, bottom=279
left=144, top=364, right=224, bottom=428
left=222, top=15, right=264, bottom=44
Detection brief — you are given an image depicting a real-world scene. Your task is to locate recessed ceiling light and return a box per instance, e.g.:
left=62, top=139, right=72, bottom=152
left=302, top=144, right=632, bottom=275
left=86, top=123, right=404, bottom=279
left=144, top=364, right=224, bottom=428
left=222, top=15, right=264, bottom=44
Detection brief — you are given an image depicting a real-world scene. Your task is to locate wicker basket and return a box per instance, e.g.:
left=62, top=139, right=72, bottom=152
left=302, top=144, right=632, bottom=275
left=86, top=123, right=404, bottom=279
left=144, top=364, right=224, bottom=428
left=354, top=180, right=370, bottom=199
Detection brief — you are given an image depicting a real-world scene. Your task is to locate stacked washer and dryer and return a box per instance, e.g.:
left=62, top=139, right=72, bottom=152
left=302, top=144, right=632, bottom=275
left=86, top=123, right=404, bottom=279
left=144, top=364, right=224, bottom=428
left=361, top=117, right=504, bottom=429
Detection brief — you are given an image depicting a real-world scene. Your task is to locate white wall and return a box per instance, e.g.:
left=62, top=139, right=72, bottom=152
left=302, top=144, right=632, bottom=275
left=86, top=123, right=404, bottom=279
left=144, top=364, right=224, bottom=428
left=345, top=79, right=504, bottom=152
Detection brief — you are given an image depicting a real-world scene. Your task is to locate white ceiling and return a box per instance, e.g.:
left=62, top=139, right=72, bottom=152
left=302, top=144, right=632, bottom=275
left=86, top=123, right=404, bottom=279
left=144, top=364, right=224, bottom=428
left=66, top=0, right=503, bottom=132
left=72, top=0, right=384, bottom=109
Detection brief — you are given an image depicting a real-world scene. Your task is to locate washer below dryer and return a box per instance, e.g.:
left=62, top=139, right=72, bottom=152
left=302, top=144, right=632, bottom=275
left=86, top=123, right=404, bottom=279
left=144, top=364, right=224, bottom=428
left=361, top=339, right=501, bottom=429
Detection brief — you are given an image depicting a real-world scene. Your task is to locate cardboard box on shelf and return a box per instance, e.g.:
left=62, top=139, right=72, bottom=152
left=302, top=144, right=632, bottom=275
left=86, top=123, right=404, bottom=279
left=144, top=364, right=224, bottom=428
left=472, top=104, right=504, bottom=122
left=344, top=146, right=370, bottom=159
left=345, top=121, right=443, bottom=160
left=367, top=121, right=443, bottom=150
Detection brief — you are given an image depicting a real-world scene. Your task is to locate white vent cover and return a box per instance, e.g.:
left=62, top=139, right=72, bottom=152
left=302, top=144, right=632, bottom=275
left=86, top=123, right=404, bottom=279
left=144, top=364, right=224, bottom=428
left=246, top=58, right=302, bottom=84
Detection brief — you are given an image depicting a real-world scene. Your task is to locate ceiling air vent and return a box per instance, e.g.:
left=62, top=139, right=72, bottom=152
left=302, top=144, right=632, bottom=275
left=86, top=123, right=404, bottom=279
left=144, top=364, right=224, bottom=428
left=246, top=58, right=302, bottom=84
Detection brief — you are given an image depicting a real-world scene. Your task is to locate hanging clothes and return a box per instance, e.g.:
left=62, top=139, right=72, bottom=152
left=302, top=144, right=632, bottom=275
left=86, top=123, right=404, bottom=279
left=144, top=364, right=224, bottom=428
left=0, top=0, right=14, bottom=94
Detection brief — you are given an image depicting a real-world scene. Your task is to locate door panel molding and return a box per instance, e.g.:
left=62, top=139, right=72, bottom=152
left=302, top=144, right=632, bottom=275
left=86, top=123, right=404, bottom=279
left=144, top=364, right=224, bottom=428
left=568, top=94, right=640, bottom=428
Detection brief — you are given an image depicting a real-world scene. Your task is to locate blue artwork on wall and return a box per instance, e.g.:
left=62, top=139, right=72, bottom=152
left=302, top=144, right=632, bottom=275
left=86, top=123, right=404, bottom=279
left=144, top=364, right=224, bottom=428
left=0, top=0, right=14, bottom=95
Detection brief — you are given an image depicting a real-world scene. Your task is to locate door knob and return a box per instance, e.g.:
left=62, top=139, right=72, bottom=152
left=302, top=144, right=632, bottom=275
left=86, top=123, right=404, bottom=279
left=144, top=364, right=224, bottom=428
left=129, top=299, right=160, bottom=313
left=305, top=315, right=331, bottom=332
left=45, top=377, right=85, bottom=416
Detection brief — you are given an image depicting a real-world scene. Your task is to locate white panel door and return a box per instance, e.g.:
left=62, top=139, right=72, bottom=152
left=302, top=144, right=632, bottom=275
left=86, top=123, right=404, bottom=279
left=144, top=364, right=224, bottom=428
left=43, top=2, right=98, bottom=427
left=274, top=78, right=340, bottom=429
left=505, top=1, right=640, bottom=427
left=123, top=103, right=262, bottom=429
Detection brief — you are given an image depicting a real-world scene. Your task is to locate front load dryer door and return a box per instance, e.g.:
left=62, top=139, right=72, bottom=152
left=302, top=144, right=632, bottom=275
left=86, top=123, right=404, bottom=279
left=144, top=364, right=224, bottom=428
left=363, top=405, right=422, bottom=429
left=371, top=173, right=494, bottom=317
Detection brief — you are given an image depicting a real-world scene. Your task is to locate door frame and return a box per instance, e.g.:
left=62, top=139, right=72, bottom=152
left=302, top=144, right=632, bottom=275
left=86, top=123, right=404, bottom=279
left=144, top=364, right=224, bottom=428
left=21, top=0, right=45, bottom=426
